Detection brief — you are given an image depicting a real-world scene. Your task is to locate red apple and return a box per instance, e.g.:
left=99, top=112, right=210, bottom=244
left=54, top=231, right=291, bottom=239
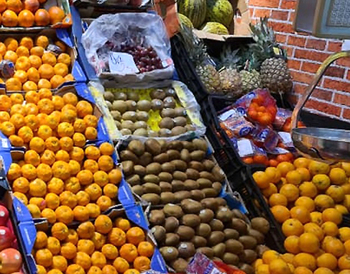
left=0, top=227, right=14, bottom=251
left=0, top=248, right=22, bottom=274
left=0, top=207, right=9, bottom=226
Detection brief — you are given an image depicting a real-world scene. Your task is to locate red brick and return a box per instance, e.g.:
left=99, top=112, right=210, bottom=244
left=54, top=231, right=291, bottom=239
left=294, top=49, right=330, bottom=62
left=323, top=78, right=350, bottom=93
left=312, top=89, right=333, bottom=101
left=333, top=93, right=350, bottom=107
left=287, top=59, right=301, bottom=70
left=250, top=0, right=279, bottom=8
left=254, top=8, right=271, bottom=18
left=276, top=34, right=287, bottom=43
left=347, top=71, right=350, bottom=81
left=270, top=22, right=295, bottom=33
left=284, top=46, right=294, bottom=57
left=280, top=0, right=297, bottom=9
left=287, top=36, right=306, bottom=47
left=290, top=70, right=314, bottom=84
left=324, top=67, right=346, bottom=78
left=336, top=58, right=350, bottom=67
left=293, top=83, right=307, bottom=94
left=342, top=108, right=350, bottom=120
left=289, top=12, right=295, bottom=22
left=301, top=62, right=320, bottom=73
left=305, top=99, right=341, bottom=116
left=328, top=41, right=342, bottom=52
left=306, top=39, right=327, bottom=51
left=250, top=8, right=254, bottom=17
left=271, top=10, right=289, bottom=21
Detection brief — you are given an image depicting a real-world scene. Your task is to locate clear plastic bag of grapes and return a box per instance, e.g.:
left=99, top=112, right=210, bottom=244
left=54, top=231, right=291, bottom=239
left=82, top=13, right=174, bottom=83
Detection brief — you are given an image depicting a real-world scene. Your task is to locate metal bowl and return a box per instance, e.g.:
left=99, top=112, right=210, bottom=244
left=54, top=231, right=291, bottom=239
left=292, top=127, right=350, bottom=163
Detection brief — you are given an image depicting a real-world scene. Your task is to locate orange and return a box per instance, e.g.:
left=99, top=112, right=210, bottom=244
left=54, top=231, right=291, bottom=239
left=8, top=165, right=22, bottom=181
left=9, top=113, right=25, bottom=131
left=98, top=142, right=114, bottom=156
left=294, top=158, right=311, bottom=168
left=47, top=236, right=61, bottom=255
left=9, top=135, right=24, bottom=147
left=280, top=184, right=299, bottom=202
left=86, top=203, right=101, bottom=218
left=290, top=206, right=311, bottom=224
left=12, top=177, right=29, bottom=193
left=314, top=195, right=335, bottom=211
left=76, top=191, right=90, bottom=206
left=24, top=150, right=40, bottom=166
left=102, top=265, right=117, bottom=274
left=66, top=264, right=85, bottom=274
left=262, top=250, right=281, bottom=264
left=0, top=42, right=5, bottom=55
left=304, top=223, right=324, bottom=241
left=322, top=208, right=342, bottom=224
left=34, top=230, right=48, bottom=249
left=96, top=196, right=112, bottom=212
left=73, top=205, right=90, bottom=222
left=51, top=222, right=69, bottom=241
left=59, top=191, right=78, bottom=209
left=68, top=160, right=81, bottom=176
left=326, top=185, right=345, bottom=203
left=109, top=169, right=122, bottom=185
left=55, top=150, right=70, bottom=162
left=336, top=204, right=349, bottom=214
left=65, top=229, right=79, bottom=245
left=77, top=170, right=94, bottom=186
left=73, top=252, right=91, bottom=270
left=277, top=162, right=295, bottom=177
left=62, top=104, right=76, bottom=113
left=52, top=160, right=71, bottom=180
left=85, top=126, right=97, bottom=140
left=310, top=212, right=324, bottom=226
left=4, top=50, right=18, bottom=63
left=45, top=136, right=60, bottom=152
left=75, top=100, right=93, bottom=118
left=9, top=93, right=23, bottom=105
left=57, top=53, right=71, bottom=66
left=282, top=218, right=304, bottom=237
left=261, top=183, right=277, bottom=198
left=38, top=79, right=51, bottom=89
left=113, top=257, right=129, bottom=274
left=59, top=137, right=73, bottom=152
left=325, top=238, right=345, bottom=257
left=60, top=242, right=77, bottom=260
left=14, top=70, right=28, bottom=83
left=83, top=160, right=99, bottom=174
left=54, top=63, right=68, bottom=77
left=295, top=196, right=315, bottom=212
left=309, top=161, right=330, bottom=176
left=55, top=205, right=74, bottom=224
left=339, top=227, right=350, bottom=242
left=73, top=132, right=86, bottom=147
left=293, top=253, right=317, bottom=271
left=28, top=55, right=42, bottom=69
left=63, top=92, right=78, bottom=106
left=18, top=10, right=35, bottom=27
left=60, top=108, right=77, bottom=124
left=271, top=205, right=290, bottom=223
left=299, top=232, right=320, bottom=253
left=45, top=193, right=60, bottom=210
left=34, top=9, right=50, bottom=26
left=19, top=37, right=33, bottom=49
left=88, top=266, right=102, bottom=274
left=85, top=146, right=101, bottom=160
left=286, top=170, right=302, bottom=185
left=35, top=249, right=53, bottom=268
left=119, top=243, right=138, bottom=263
left=77, top=239, right=95, bottom=255
left=94, top=171, right=109, bottom=187
left=41, top=52, right=57, bottom=65
left=25, top=90, right=40, bottom=104
left=313, top=268, right=333, bottom=274
left=21, top=163, right=37, bottom=180
left=37, top=125, right=53, bottom=141
left=4, top=38, right=18, bottom=51
left=29, top=137, right=45, bottom=153
left=321, top=222, right=339, bottom=237
left=40, top=209, right=54, bottom=223
left=27, top=204, right=41, bottom=218
left=95, top=215, right=113, bottom=234
left=64, top=74, right=74, bottom=82
left=344, top=239, right=350, bottom=254
left=126, top=227, right=145, bottom=246
left=27, top=67, right=40, bottom=83
left=312, top=174, right=331, bottom=191
left=103, top=184, right=118, bottom=199
left=37, top=163, right=53, bottom=182
left=284, top=235, right=300, bottom=254
left=91, top=251, right=107, bottom=269
left=316, top=253, right=337, bottom=270
left=92, top=231, right=106, bottom=250
left=329, top=167, right=347, bottom=185
left=29, top=178, right=47, bottom=197
left=38, top=98, right=55, bottom=114
left=0, top=111, right=10, bottom=122
left=13, top=192, right=28, bottom=204
left=24, top=103, right=38, bottom=115
left=101, top=244, right=118, bottom=260
left=16, top=56, right=31, bottom=71
left=338, top=255, right=350, bottom=270
left=50, top=75, right=65, bottom=89
left=2, top=10, right=18, bottom=27
left=39, top=64, right=54, bottom=79
left=64, top=177, right=81, bottom=194
left=46, top=114, right=60, bottom=130
left=296, top=167, right=311, bottom=182
left=98, top=155, right=114, bottom=173
left=35, top=35, right=49, bottom=48
left=48, top=6, right=65, bottom=24
left=57, top=122, right=74, bottom=138
left=134, top=256, right=151, bottom=272
left=6, top=77, right=21, bottom=91
left=77, top=221, right=95, bottom=239
left=85, top=183, right=102, bottom=201
left=137, top=242, right=154, bottom=258
left=52, top=255, right=68, bottom=272
left=108, top=228, right=126, bottom=247
left=84, top=115, right=98, bottom=128
left=37, top=266, right=47, bottom=274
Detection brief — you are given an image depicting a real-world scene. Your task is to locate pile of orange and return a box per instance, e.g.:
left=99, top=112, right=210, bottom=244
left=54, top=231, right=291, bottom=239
left=0, top=35, right=74, bottom=90
left=0, top=0, right=66, bottom=28
left=253, top=159, right=350, bottom=274
left=5, top=90, right=123, bottom=223
left=33, top=215, right=154, bottom=274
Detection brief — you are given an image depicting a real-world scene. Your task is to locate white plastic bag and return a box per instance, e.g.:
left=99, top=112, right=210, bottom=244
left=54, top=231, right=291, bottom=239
left=82, top=13, right=174, bottom=83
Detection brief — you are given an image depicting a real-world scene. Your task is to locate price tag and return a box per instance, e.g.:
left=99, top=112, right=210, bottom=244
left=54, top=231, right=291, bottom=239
left=109, top=52, right=139, bottom=75
left=237, top=139, right=254, bottom=157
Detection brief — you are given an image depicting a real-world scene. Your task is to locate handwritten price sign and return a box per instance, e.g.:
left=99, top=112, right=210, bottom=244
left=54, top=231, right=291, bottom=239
left=109, top=52, right=139, bottom=74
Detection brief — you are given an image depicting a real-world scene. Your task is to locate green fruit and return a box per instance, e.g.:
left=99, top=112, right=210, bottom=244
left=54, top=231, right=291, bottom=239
left=178, top=13, right=194, bottom=28
left=205, top=0, right=233, bottom=28
left=178, top=0, right=207, bottom=28
left=201, top=22, right=229, bottom=35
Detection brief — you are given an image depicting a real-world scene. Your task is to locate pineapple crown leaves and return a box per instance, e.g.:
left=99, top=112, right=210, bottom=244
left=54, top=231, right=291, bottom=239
left=218, top=45, right=241, bottom=70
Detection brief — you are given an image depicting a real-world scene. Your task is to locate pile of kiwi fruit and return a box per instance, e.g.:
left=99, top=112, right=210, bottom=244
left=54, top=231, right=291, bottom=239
left=149, top=198, right=271, bottom=273
left=103, top=87, right=196, bottom=137
left=120, top=138, right=226, bottom=205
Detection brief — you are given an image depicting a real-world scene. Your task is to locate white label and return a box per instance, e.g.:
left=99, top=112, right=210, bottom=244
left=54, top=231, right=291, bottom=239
left=1, top=139, right=8, bottom=148
left=278, top=132, right=292, bottom=144
left=237, top=139, right=254, bottom=157
left=109, top=52, right=139, bottom=75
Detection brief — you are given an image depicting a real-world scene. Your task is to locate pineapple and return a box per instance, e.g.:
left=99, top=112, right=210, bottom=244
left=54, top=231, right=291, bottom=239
left=240, top=69, right=261, bottom=93
left=249, top=17, right=293, bottom=94
left=218, top=46, right=242, bottom=96
left=179, top=25, right=222, bottom=93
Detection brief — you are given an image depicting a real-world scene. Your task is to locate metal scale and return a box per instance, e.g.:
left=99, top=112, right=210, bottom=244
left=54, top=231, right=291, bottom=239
left=291, top=0, right=350, bottom=163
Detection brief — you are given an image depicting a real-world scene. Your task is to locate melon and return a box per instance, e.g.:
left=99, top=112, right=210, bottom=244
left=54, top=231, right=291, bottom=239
left=178, top=13, right=194, bottom=28
left=205, top=0, right=233, bottom=28
left=178, top=0, right=206, bottom=28
left=201, top=22, right=229, bottom=35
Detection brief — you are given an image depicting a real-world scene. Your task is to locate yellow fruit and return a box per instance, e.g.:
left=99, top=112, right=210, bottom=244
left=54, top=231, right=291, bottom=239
left=314, top=195, right=335, bottom=211
left=282, top=219, right=304, bottom=237
left=253, top=171, right=270, bottom=189
left=329, top=167, right=347, bottom=185
left=262, top=250, right=281, bottom=264
left=312, top=174, right=331, bottom=191
left=280, top=184, right=299, bottom=202
left=304, top=223, right=324, bottom=241
left=299, top=232, right=320, bottom=253
left=321, top=222, right=339, bottom=237
left=293, top=253, right=317, bottom=271
left=286, top=170, right=302, bottom=185
left=322, top=208, right=343, bottom=225
left=277, top=162, right=295, bottom=177
left=294, top=158, right=311, bottom=168
left=326, top=185, right=345, bottom=203
left=269, top=259, right=291, bottom=274
left=265, top=167, right=282, bottom=184
left=309, top=161, right=330, bottom=176
left=299, top=182, right=318, bottom=198
left=284, top=235, right=300, bottom=254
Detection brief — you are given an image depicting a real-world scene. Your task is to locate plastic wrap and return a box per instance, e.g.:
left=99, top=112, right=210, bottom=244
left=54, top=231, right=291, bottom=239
left=82, top=13, right=174, bottom=83
left=218, top=107, right=254, bottom=138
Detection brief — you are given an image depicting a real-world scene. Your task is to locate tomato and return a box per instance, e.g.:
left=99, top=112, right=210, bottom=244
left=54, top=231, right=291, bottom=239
left=242, top=157, right=253, bottom=164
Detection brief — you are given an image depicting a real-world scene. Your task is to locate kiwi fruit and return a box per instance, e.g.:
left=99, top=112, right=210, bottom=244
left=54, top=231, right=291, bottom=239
left=162, top=162, right=176, bottom=173
left=193, top=138, right=208, bottom=152
left=176, top=226, right=195, bottom=241
left=136, top=111, right=149, bottom=121
left=186, top=169, right=200, bottom=180
left=199, top=209, right=214, bottom=223
left=174, top=107, right=186, bottom=117
left=171, top=258, right=188, bottom=273
left=152, top=225, right=166, bottom=243
left=239, top=264, right=254, bottom=274
left=159, top=172, right=172, bottom=182
left=251, top=217, right=270, bottom=235
left=231, top=218, right=248, bottom=235
left=181, top=214, right=201, bottom=227
left=196, top=223, right=211, bottom=237
left=239, top=250, right=257, bottom=264
left=202, top=188, right=218, bottom=198
left=150, top=89, right=166, bottom=100
left=232, top=209, right=246, bottom=220
left=133, top=128, right=147, bottom=136
left=159, top=182, right=172, bottom=192
left=127, top=140, right=144, bottom=156
left=137, top=100, right=152, bottom=111
left=173, top=171, right=187, bottom=181
left=143, top=183, right=161, bottom=194
left=168, top=141, right=183, bottom=150
left=202, top=159, right=215, bottom=171
left=125, top=100, right=137, bottom=111
left=212, top=182, right=223, bottom=193
left=107, top=101, right=113, bottom=110
left=121, top=121, right=135, bottom=132
left=171, top=180, right=185, bottom=192
left=160, top=246, right=178, bottom=262
left=210, top=219, right=224, bottom=231
left=146, top=163, right=161, bottom=175
left=215, top=197, right=227, bottom=207
left=181, top=199, right=203, bottom=214
left=159, top=128, right=171, bottom=137
left=212, top=166, right=225, bottom=182
left=153, top=153, right=169, bottom=164
left=151, top=99, right=163, bottom=110
left=160, top=192, right=176, bottom=204
left=159, top=117, right=174, bottom=129
left=171, top=160, right=187, bottom=171
left=112, top=100, right=127, bottom=113
left=163, top=97, right=176, bottom=108
left=178, top=242, right=195, bottom=258
left=158, top=140, right=167, bottom=152
left=111, top=110, right=122, bottom=120
left=256, top=245, right=270, bottom=257
left=212, top=243, right=226, bottom=258
left=165, top=233, right=180, bottom=246
left=182, top=141, right=195, bottom=151
left=174, top=117, right=187, bottom=127
left=143, top=174, right=159, bottom=184
left=149, top=210, right=165, bottom=225
left=197, top=247, right=214, bottom=258
left=121, top=161, right=134, bottom=176
left=163, top=204, right=184, bottom=218
left=138, top=152, right=152, bottom=166
left=180, top=149, right=190, bottom=163
left=134, top=121, right=148, bottom=129
left=133, top=165, right=146, bottom=177
left=222, top=253, right=239, bottom=265
left=225, top=239, right=244, bottom=254
left=224, top=229, right=239, bottom=240
left=174, top=191, right=191, bottom=203
left=216, top=206, right=234, bottom=222
left=126, top=174, right=140, bottom=186
left=184, top=180, right=199, bottom=191
left=171, top=126, right=186, bottom=136
left=149, top=130, right=158, bottom=137
left=141, top=193, right=160, bottom=205
left=127, top=91, right=139, bottom=101
left=239, top=236, right=258, bottom=250
left=131, top=185, right=143, bottom=196
left=190, top=190, right=205, bottom=201
left=120, top=129, right=132, bottom=135
left=165, top=88, right=176, bottom=97
left=103, top=91, right=114, bottom=102
left=167, top=150, right=181, bottom=161
left=189, top=161, right=204, bottom=171
left=201, top=198, right=219, bottom=211
left=191, top=236, right=207, bottom=248
left=207, top=231, right=225, bottom=246
left=199, top=171, right=215, bottom=182
left=248, top=229, right=265, bottom=244
left=161, top=108, right=175, bottom=118
left=165, top=217, right=180, bottom=232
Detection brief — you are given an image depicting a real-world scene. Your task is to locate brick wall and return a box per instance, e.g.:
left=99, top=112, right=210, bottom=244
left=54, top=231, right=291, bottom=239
left=248, top=0, right=350, bottom=121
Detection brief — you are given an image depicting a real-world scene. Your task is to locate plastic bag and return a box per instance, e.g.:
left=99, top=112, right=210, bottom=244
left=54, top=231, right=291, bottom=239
left=82, top=13, right=174, bottom=83
left=273, top=108, right=292, bottom=130
left=218, top=107, right=254, bottom=138
left=252, top=126, right=279, bottom=152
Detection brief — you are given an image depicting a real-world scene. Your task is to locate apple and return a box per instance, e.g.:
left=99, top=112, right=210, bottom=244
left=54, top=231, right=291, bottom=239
left=0, top=248, right=22, bottom=274
left=0, top=227, right=14, bottom=251
left=0, top=207, right=9, bottom=226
